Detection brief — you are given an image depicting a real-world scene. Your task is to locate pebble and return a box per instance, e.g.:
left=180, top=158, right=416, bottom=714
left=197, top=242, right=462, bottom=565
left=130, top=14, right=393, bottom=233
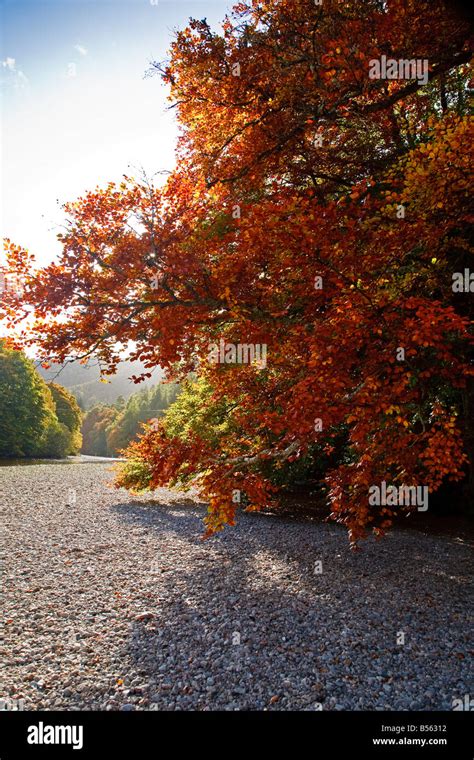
left=2, top=463, right=472, bottom=711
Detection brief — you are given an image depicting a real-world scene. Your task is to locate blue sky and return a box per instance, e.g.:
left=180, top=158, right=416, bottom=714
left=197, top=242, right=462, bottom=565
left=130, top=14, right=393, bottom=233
left=1, top=0, right=232, bottom=265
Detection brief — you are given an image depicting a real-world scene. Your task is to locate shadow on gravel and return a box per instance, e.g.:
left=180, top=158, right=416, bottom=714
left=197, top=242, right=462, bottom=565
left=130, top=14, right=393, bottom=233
left=112, top=499, right=208, bottom=547
left=110, top=497, right=473, bottom=710
left=112, top=497, right=473, bottom=581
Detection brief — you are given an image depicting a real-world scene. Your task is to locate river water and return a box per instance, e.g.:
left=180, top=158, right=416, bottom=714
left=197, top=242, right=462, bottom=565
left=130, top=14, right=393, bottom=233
left=0, top=455, right=124, bottom=466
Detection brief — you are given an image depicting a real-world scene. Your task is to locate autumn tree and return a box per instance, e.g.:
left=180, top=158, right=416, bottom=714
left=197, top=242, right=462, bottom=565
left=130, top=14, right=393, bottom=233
left=81, top=405, right=119, bottom=457
left=2, top=0, right=472, bottom=543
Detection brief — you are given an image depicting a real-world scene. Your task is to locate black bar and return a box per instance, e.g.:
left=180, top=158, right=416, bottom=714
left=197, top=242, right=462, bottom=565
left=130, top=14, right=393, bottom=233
left=0, top=710, right=472, bottom=759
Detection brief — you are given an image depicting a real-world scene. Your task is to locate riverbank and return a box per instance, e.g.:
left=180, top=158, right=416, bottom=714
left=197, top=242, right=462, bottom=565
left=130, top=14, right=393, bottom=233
left=0, top=455, right=124, bottom=467
left=1, top=463, right=472, bottom=711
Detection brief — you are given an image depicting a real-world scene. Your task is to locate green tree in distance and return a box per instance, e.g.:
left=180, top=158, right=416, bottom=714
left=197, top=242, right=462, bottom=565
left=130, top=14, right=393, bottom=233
left=0, top=341, right=65, bottom=458
left=48, top=382, right=83, bottom=455
left=81, top=382, right=180, bottom=457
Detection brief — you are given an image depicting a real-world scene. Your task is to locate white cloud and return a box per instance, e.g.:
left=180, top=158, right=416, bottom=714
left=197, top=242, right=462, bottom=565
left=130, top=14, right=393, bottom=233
left=1, top=57, right=29, bottom=89
left=2, top=57, right=16, bottom=71
left=74, top=44, right=88, bottom=57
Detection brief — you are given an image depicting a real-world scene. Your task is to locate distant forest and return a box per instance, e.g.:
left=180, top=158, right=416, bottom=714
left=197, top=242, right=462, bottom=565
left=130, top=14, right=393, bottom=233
left=38, top=359, right=179, bottom=457
left=37, top=359, right=163, bottom=410
left=0, top=343, right=179, bottom=459
left=0, top=341, right=83, bottom=458
left=81, top=381, right=180, bottom=457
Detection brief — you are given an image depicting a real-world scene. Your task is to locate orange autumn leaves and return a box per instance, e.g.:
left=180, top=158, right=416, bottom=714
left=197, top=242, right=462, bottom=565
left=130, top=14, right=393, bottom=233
left=2, top=0, right=473, bottom=544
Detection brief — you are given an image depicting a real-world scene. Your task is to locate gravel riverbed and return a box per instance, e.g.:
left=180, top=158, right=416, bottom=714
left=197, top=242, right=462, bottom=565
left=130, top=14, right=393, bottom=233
left=1, top=463, right=472, bottom=711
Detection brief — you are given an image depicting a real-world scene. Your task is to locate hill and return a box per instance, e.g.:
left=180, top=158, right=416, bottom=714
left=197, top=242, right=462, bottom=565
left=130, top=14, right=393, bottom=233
left=36, top=359, right=163, bottom=410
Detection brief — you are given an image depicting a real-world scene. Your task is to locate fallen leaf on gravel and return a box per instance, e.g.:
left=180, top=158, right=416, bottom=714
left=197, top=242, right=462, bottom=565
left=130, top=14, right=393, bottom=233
left=135, top=612, right=155, bottom=621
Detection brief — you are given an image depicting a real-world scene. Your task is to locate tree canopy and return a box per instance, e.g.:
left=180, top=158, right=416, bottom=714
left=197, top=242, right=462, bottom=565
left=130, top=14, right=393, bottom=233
left=0, top=342, right=82, bottom=458
left=1, top=0, right=472, bottom=544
